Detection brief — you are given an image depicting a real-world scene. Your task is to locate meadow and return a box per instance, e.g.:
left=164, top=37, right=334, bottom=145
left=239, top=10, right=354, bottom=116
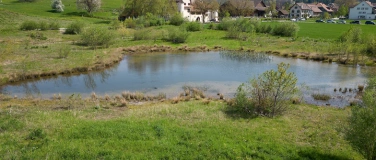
left=0, top=96, right=363, bottom=159
left=0, top=1, right=375, bottom=159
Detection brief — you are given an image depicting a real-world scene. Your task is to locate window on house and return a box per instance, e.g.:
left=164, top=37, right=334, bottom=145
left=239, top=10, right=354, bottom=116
left=362, top=4, right=364, bottom=6
left=184, top=3, right=186, bottom=5
left=292, top=10, right=294, bottom=13
left=361, top=8, right=364, bottom=10
left=297, top=10, right=300, bottom=13
left=295, top=6, right=297, bottom=9
left=359, top=12, right=362, bottom=14
left=357, top=7, right=360, bottom=10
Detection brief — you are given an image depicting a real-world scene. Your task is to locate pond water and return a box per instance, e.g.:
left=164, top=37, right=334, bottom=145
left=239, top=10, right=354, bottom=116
left=0, top=51, right=369, bottom=107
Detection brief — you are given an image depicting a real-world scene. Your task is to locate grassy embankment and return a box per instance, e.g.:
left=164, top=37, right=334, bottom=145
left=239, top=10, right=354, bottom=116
left=0, top=94, right=363, bottom=159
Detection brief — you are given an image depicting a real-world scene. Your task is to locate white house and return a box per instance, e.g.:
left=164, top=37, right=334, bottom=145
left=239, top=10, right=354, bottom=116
left=289, top=3, right=312, bottom=19
left=176, top=0, right=218, bottom=22
left=349, top=1, right=375, bottom=20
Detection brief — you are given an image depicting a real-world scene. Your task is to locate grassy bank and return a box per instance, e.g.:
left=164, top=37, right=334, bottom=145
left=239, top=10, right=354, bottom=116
left=0, top=96, right=363, bottom=159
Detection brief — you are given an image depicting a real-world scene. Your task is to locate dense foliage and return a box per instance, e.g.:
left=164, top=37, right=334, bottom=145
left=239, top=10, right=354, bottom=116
left=345, top=77, right=376, bottom=160
left=233, top=62, right=298, bottom=117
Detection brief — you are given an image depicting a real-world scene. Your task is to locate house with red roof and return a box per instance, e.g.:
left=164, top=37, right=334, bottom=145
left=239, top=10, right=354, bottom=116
left=349, top=1, right=375, bottom=20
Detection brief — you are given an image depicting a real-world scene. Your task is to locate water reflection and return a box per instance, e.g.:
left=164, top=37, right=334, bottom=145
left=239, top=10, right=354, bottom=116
left=0, top=51, right=369, bottom=107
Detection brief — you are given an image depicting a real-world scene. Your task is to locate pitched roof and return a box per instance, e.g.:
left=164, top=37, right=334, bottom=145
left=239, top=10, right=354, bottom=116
left=254, top=0, right=268, bottom=11
left=365, top=1, right=374, bottom=7
left=278, top=9, right=289, bottom=15
left=317, top=3, right=333, bottom=12
left=296, top=3, right=311, bottom=10
left=307, top=4, right=322, bottom=13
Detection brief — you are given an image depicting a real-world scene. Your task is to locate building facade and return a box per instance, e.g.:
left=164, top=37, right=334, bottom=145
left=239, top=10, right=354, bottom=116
left=176, top=0, right=218, bottom=22
left=349, top=1, right=375, bottom=20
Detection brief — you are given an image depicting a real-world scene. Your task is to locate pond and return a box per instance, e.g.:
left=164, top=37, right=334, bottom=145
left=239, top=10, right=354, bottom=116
left=0, top=51, right=369, bottom=107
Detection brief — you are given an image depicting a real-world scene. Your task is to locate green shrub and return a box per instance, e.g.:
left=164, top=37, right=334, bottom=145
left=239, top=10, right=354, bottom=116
left=57, top=45, right=71, bottom=59
left=65, top=21, right=85, bottom=34
left=235, top=62, right=298, bottom=117
left=39, top=21, right=49, bottom=31
left=345, top=77, right=376, bottom=160
left=232, top=84, right=253, bottom=114
left=29, top=32, right=47, bottom=40
left=272, top=22, right=299, bottom=37
left=109, top=20, right=122, bottom=30
left=49, top=21, right=60, bottom=30
left=226, top=26, right=241, bottom=39
left=166, top=28, right=189, bottom=43
left=257, top=23, right=272, bottom=34
left=217, top=17, right=233, bottom=31
left=169, top=13, right=185, bottom=26
left=185, top=22, right=202, bottom=32
left=80, top=27, right=114, bottom=48
left=133, top=28, right=161, bottom=41
left=312, top=93, right=331, bottom=101
left=124, top=18, right=136, bottom=29
left=20, top=21, right=39, bottom=30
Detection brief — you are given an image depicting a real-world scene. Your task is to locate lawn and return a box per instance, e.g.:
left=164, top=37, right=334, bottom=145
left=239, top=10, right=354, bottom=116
left=297, top=22, right=376, bottom=40
left=0, top=97, right=363, bottom=159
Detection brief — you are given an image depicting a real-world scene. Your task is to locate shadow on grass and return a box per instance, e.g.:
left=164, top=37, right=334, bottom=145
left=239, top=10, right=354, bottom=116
left=63, top=12, right=89, bottom=17
left=94, top=21, right=111, bottom=24
left=296, top=149, right=350, bottom=160
left=222, top=105, right=257, bottom=119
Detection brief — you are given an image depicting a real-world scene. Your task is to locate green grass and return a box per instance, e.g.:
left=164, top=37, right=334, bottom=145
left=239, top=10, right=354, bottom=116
left=297, top=22, right=376, bottom=40
left=0, top=98, right=363, bottom=159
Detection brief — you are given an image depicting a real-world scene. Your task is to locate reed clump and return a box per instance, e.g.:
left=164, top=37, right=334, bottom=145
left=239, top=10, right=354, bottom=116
left=312, top=93, right=331, bottom=101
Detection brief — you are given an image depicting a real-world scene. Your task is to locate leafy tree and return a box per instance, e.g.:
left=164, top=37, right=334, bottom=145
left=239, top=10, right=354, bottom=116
left=322, top=12, right=331, bottom=19
left=192, top=0, right=219, bottom=23
left=338, top=27, right=363, bottom=65
left=120, top=0, right=176, bottom=18
left=51, top=0, right=64, bottom=12
left=234, top=62, right=298, bottom=118
left=345, top=77, right=376, bottom=160
left=228, top=0, right=254, bottom=16
left=76, top=0, right=101, bottom=15
left=337, top=5, right=348, bottom=17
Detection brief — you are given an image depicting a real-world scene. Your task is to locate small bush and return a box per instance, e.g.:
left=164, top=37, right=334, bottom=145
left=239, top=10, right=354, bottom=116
left=166, top=28, right=189, bottom=43
left=20, top=21, right=39, bottom=30
left=124, top=18, right=136, bottom=29
left=169, top=13, right=185, bottom=26
left=39, top=21, right=49, bottom=31
left=312, top=93, right=331, bottom=101
left=29, top=32, right=47, bottom=40
left=232, top=84, right=253, bottom=114
left=226, top=26, right=242, bottom=39
left=272, top=22, right=299, bottom=37
left=185, top=22, right=202, bottom=32
left=133, top=28, right=162, bottom=41
left=109, top=20, right=122, bottom=30
left=217, top=17, right=233, bottom=31
left=65, top=21, right=85, bottom=34
left=234, top=62, right=298, bottom=117
left=57, top=45, right=71, bottom=59
left=80, top=27, right=115, bottom=48
left=49, top=21, right=60, bottom=30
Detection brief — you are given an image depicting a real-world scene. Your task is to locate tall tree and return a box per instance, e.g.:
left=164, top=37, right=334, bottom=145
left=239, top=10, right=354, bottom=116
left=120, top=0, right=176, bottom=18
left=192, top=0, right=219, bottom=23
left=51, top=0, right=64, bottom=12
left=76, top=0, right=101, bottom=15
left=337, top=4, right=348, bottom=17
left=229, top=0, right=254, bottom=16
